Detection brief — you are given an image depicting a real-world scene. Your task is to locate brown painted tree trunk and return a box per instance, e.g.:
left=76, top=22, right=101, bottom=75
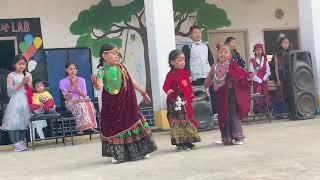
left=139, top=28, right=152, bottom=108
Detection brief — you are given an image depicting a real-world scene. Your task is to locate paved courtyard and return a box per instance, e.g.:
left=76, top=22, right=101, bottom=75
left=1, top=119, right=320, bottom=180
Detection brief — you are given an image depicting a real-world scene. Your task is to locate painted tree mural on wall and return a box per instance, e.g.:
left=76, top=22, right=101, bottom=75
left=70, top=0, right=230, bottom=106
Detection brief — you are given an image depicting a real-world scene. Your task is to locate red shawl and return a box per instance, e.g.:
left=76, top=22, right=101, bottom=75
left=25, top=85, right=33, bottom=105
left=215, top=60, right=250, bottom=131
left=163, top=69, right=198, bottom=127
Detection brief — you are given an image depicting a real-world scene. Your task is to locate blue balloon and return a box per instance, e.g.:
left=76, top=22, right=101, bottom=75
left=33, top=52, right=42, bottom=62
left=24, top=34, right=34, bottom=45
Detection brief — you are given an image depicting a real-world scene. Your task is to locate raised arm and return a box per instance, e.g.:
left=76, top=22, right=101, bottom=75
left=75, top=78, right=87, bottom=98
left=25, top=73, right=32, bottom=87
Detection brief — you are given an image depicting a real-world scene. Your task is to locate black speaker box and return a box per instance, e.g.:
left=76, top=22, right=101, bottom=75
left=283, top=50, right=317, bottom=120
left=192, top=86, right=216, bottom=131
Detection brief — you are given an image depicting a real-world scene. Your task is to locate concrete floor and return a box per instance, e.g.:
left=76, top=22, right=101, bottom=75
left=1, top=119, right=320, bottom=180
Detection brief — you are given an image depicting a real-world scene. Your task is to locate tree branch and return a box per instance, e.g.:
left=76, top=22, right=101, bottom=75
left=115, top=29, right=124, bottom=38
left=175, top=13, right=190, bottom=37
left=134, top=8, right=146, bottom=30
left=133, top=13, right=139, bottom=21
left=193, top=21, right=197, bottom=26
left=124, top=21, right=142, bottom=34
left=91, top=27, right=100, bottom=39
left=139, top=8, right=145, bottom=19
left=174, top=11, right=182, bottom=21
left=113, top=23, right=126, bottom=29
left=91, top=24, right=127, bottom=40
left=176, top=31, right=189, bottom=37
left=91, top=14, right=146, bottom=40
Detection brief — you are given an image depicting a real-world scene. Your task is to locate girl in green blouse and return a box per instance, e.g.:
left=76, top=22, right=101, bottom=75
left=91, top=44, right=157, bottom=164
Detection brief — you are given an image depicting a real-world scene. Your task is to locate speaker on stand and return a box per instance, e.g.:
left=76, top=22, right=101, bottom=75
left=283, top=50, right=317, bottom=120
left=192, top=86, right=217, bottom=131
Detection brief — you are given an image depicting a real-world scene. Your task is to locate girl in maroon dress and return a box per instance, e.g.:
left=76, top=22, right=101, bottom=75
left=92, top=44, right=157, bottom=164
left=204, top=44, right=253, bottom=145
left=163, top=49, right=200, bottom=151
left=248, top=43, right=272, bottom=114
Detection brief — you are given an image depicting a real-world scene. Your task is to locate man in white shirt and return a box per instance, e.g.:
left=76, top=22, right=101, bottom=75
left=182, top=25, right=215, bottom=114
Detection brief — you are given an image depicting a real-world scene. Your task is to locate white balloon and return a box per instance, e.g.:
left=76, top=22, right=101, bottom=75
left=28, top=60, right=37, bottom=72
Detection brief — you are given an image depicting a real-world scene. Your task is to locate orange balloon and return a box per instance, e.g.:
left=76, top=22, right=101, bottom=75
left=28, top=45, right=37, bottom=57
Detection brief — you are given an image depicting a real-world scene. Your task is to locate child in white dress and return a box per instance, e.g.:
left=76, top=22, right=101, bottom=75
left=1, top=55, right=32, bottom=152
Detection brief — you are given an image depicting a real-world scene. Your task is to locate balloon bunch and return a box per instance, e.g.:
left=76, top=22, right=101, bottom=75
left=19, top=34, right=43, bottom=72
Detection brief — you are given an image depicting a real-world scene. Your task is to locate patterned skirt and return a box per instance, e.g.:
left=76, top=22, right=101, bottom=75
left=167, top=100, right=201, bottom=145
left=101, top=114, right=157, bottom=162
left=65, top=99, right=97, bottom=132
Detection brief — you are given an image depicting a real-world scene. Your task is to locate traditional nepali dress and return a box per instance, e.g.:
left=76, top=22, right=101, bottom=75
left=59, top=76, right=97, bottom=132
left=204, top=60, right=250, bottom=144
left=97, top=64, right=157, bottom=161
left=248, top=56, right=272, bottom=113
left=163, top=69, right=200, bottom=146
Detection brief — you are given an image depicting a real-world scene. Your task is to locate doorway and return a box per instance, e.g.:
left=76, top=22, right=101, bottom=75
left=263, top=28, right=300, bottom=82
left=0, top=36, right=18, bottom=71
left=208, top=30, right=249, bottom=64
left=263, top=28, right=300, bottom=56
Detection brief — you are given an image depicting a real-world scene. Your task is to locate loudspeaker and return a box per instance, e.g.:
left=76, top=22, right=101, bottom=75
left=192, top=86, right=217, bottom=131
left=284, top=50, right=317, bottom=120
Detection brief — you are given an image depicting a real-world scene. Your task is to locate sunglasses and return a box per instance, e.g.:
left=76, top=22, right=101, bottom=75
left=103, top=48, right=121, bottom=55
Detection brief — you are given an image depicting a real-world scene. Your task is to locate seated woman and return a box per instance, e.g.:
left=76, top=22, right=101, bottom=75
left=59, top=61, right=97, bottom=134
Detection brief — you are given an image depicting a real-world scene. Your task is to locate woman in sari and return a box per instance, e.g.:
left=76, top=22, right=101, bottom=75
left=59, top=61, right=97, bottom=134
left=91, top=44, right=157, bottom=164
left=271, top=37, right=294, bottom=118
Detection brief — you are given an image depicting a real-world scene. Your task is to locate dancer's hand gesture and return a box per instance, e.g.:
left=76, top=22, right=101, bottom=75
left=142, top=92, right=152, bottom=104
left=166, top=89, right=174, bottom=95
left=91, top=75, right=97, bottom=84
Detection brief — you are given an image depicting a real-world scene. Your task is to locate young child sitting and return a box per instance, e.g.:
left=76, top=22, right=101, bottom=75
left=29, top=80, right=56, bottom=140
left=30, top=80, right=56, bottom=114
